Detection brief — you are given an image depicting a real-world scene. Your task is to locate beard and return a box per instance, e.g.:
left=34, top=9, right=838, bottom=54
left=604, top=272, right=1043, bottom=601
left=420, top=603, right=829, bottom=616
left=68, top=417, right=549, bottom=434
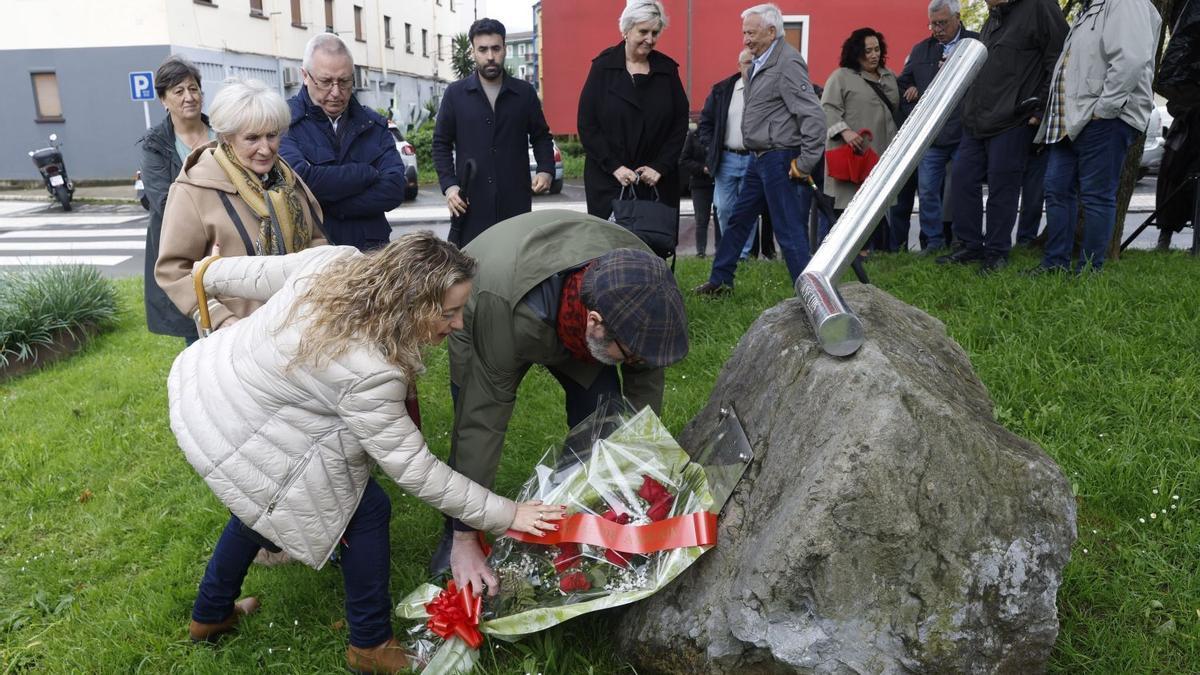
left=586, top=333, right=621, bottom=365
left=478, top=63, right=503, bottom=81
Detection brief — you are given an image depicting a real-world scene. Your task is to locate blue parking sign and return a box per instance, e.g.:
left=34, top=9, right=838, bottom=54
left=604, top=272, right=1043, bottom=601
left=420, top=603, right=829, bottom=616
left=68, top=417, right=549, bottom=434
left=130, top=71, right=155, bottom=101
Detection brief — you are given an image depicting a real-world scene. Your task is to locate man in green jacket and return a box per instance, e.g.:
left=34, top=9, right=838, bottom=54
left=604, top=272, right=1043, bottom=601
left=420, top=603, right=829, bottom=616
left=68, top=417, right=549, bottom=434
left=438, top=209, right=689, bottom=594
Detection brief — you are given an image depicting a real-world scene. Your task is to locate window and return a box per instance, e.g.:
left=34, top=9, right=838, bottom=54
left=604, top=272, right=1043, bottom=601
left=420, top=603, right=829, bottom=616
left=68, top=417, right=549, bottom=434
left=421, top=29, right=428, bottom=57
left=506, top=45, right=513, bottom=58
left=291, top=0, right=303, bottom=27
left=518, top=65, right=526, bottom=79
left=450, top=0, right=455, bottom=11
left=353, top=5, right=364, bottom=42
left=782, top=15, right=810, bottom=61
left=249, top=0, right=264, bottom=17
left=437, top=34, right=444, bottom=60
left=404, top=23, right=413, bottom=53
left=31, top=72, right=63, bottom=121
left=384, top=16, right=393, bottom=48
left=518, top=43, right=526, bottom=56
left=193, top=0, right=215, bottom=5
left=325, top=0, right=334, bottom=32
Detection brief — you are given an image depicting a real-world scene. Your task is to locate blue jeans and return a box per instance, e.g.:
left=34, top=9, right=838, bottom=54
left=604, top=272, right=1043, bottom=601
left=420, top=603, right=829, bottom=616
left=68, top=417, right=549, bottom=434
left=708, top=149, right=812, bottom=286
left=1042, top=118, right=1137, bottom=271
left=713, top=151, right=754, bottom=258
left=916, top=143, right=957, bottom=250
left=192, top=478, right=394, bottom=649
left=951, top=125, right=1035, bottom=258
left=1017, top=146, right=1048, bottom=244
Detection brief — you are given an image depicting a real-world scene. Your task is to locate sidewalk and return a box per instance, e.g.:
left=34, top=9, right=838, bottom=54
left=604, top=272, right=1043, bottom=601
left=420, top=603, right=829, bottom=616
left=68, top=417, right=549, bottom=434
left=0, top=184, right=138, bottom=203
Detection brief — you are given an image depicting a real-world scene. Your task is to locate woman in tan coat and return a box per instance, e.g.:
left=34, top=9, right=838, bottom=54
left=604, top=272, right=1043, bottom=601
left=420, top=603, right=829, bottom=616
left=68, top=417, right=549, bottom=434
left=155, top=78, right=327, bottom=336
left=821, top=28, right=900, bottom=249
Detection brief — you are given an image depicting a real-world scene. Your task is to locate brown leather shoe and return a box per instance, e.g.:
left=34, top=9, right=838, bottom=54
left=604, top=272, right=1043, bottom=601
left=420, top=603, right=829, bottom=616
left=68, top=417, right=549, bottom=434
left=346, top=637, right=414, bottom=674
left=188, top=596, right=260, bottom=643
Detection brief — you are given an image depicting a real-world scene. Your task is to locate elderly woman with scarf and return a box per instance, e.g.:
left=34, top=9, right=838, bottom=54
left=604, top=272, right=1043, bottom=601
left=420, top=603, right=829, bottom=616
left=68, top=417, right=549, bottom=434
left=156, top=78, right=326, bottom=334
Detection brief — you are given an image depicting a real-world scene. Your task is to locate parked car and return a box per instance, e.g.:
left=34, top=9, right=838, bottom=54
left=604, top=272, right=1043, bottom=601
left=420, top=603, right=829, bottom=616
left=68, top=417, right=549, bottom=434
left=387, top=122, right=420, bottom=201
left=529, top=141, right=564, bottom=194
left=1139, top=105, right=1173, bottom=179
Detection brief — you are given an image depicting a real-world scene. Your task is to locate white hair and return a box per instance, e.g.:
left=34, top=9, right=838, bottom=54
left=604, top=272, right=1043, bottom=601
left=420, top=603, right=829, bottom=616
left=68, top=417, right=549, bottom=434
left=928, top=0, right=961, bottom=13
left=302, top=32, right=353, bottom=71
left=741, top=3, right=785, bottom=36
left=619, top=0, right=668, bottom=34
left=208, top=79, right=291, bottom=140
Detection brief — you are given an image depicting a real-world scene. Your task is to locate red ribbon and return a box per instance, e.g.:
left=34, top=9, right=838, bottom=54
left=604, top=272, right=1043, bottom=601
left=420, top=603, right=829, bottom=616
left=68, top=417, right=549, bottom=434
left=505, top=511, right=718, bottom=554
left=424, top=581, right=483, bottom=650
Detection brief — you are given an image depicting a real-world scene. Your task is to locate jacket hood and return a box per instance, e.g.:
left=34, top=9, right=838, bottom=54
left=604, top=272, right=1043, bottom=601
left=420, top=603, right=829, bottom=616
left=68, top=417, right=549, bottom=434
left=289, top=87, right=386, bottom=129
left=141, top=113, right=211, bottom=154
left=174, top=142, right=237, bottom=194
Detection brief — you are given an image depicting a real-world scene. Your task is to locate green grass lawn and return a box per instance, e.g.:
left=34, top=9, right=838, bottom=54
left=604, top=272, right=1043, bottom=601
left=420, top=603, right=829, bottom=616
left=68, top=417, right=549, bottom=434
left=2, top=250, right=1198, bottom=673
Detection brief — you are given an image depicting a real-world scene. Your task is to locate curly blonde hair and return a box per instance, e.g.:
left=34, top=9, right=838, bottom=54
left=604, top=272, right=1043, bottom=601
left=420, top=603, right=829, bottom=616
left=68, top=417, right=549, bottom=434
left=285, top=232, right=476, bottom=380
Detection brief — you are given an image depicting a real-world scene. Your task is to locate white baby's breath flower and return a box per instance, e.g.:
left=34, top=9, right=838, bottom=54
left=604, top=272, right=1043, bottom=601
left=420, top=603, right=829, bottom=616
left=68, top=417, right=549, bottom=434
left=1173, top=495, right=1180, bottom=500
left=1083, top=548, right=1089, bottom=554
left=1150, top=513, right=1157, bottom=519
left=1139, top=518, right=1146, bottom=523
left=1153, top=489, right=1159, bottom=495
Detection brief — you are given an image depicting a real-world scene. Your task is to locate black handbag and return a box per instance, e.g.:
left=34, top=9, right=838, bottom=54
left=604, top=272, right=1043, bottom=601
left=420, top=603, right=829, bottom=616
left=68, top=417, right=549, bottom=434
left=608, top=184, right=678, bottom=259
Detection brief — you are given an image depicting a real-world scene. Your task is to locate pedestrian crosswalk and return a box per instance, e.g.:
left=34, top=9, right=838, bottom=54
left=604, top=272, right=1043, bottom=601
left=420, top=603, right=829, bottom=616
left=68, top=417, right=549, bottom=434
left=0, top=202, right=146, bottom=268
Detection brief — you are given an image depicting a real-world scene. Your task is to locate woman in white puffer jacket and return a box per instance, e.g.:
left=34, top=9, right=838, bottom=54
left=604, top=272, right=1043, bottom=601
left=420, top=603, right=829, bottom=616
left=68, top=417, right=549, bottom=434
left=170, top=233, right=563, bottom=674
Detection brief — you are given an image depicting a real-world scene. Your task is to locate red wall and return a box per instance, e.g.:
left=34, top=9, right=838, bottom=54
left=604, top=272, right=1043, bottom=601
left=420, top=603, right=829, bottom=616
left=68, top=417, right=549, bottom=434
left=542, top=0, right=930, bottom=135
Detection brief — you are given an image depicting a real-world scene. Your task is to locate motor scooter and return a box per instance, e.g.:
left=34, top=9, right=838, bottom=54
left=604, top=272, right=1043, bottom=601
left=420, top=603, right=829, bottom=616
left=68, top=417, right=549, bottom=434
left=28, top=133, right=74, bottom=211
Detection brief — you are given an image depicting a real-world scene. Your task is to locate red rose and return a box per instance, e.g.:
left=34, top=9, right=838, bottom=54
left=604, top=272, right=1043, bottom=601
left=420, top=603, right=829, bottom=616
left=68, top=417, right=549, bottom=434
left=638, top=475, right=670, bottom=504
left=559, top=571, right=591, bottom=593
left=647, top=495, right=675, bottom=522
left=553, top=542, right=582, bottom=573
left=604, top=548, right=631, bottom=568
left=601, top=509, right=631, bottom=525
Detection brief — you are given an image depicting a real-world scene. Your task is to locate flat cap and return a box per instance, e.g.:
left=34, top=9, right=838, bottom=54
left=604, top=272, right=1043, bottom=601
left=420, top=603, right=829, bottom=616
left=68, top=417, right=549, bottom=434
left=582, top=248, right=688, bottom=367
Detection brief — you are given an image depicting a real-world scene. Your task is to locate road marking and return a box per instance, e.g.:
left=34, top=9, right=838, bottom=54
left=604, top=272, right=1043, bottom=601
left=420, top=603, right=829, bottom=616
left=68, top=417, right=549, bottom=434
left=0, top=255, right=132, bottom=266
left=0, top=202, right=42, bottom=217
left=0, top=227, right=146, bottom=239
left=385, top=200, right=696, bottom=223
left=0, top=240, right=144, bottom=251
left=0, top=214, right=144, bottom=231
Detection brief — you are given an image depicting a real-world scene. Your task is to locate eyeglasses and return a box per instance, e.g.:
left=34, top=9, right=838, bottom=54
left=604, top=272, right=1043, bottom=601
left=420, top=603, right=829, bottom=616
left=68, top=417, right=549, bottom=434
left=309, top=76, right=354, bottom=92
left=598, top=319, right=644, bottom=366
left=928, top=19, right=951, bottom=29
left=611, top=337, right=645, bottom=366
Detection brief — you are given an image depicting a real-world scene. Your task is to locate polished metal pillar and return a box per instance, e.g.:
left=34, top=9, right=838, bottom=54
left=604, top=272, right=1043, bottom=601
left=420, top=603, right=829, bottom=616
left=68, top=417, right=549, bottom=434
left=797, top=38, right=989, bottom=357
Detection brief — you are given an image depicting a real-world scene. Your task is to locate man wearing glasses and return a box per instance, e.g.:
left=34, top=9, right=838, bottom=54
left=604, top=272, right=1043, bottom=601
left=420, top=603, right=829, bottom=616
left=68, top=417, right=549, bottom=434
left=435, top=210, right=690, bottom=596
left=893, top=0, right=980, bottom=255
left=279, top=34, right=407, bottom=251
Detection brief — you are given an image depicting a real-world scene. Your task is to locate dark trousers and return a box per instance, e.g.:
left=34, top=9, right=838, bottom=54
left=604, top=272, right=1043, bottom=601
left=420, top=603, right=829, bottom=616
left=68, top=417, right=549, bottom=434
left=691, top=184, right=719, bottom=255
left=951, top=125, right=1035, bottom=259
left=708, top=149, right=812, bottom=286
left=191, top=479, right=394, bottom=649
left=445, top=365, right=621, bottom=533
left=886, top=172, right=919, bottom=251
left=1017, top=145, right=1049, bottom=244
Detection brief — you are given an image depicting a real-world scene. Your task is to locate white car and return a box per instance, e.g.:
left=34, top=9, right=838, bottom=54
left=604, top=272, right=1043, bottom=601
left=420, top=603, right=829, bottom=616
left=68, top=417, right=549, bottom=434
left=529, top=141, right=564, bottom=194
left=387, top=122, right=420, bottom=201
left=1139, top=105, right=1173, bottom=178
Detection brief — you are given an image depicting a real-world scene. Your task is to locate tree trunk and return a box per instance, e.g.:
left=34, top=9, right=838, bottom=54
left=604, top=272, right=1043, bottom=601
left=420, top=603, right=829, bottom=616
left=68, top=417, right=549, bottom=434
left=1107, top=0, right=1179, bottom=259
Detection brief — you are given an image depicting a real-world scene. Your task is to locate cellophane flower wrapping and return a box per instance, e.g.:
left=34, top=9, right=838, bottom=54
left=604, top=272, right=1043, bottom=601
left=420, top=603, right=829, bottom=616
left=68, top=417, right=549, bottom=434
left=398, top=399, right=749, bottom=673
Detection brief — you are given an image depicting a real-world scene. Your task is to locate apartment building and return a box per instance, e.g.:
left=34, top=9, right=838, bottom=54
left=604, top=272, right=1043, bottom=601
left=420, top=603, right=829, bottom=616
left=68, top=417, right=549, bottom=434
left=0, top=0, right=464, bottom=179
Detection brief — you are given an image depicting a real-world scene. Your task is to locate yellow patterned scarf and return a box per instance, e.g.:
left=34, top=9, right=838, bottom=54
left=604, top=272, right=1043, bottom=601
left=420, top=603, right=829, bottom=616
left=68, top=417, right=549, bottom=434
left=215, top=143, right=312, bottom=255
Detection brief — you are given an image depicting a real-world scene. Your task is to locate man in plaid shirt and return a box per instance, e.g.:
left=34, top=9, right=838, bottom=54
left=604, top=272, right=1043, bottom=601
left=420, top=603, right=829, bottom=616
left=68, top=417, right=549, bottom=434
left=1027, top=0, right=1162, bottom=274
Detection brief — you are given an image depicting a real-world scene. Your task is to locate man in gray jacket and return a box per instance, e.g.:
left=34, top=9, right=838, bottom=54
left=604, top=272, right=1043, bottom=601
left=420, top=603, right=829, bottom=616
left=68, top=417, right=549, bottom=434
left=693, top=2, right=826, bottom=295
left=1028, top=0, right=1161, bottom=274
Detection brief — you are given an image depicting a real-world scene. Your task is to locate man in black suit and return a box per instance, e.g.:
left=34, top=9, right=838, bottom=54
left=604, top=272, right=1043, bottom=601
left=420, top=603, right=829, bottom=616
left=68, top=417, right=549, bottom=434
left=896, top=0, right=980, bottom=254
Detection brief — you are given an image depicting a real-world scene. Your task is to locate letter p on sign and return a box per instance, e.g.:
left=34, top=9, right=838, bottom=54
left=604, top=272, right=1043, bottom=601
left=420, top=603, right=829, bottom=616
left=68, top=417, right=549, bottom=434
left=130, top=71, right=155, bottom=101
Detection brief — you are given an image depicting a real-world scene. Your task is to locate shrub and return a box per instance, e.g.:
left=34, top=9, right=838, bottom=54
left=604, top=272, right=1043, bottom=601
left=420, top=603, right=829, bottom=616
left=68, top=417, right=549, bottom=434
left=0, top=266, right=119, bottom=366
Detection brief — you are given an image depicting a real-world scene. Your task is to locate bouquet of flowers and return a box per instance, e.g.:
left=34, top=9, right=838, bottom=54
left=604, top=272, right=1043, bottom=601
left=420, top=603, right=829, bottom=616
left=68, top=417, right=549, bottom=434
left=398, top=400, right=751, bottom=673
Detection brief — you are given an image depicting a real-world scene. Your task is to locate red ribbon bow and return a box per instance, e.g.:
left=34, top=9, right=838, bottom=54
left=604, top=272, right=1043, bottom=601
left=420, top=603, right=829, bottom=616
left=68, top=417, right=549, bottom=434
left=424, top=581, right=484, bottom=650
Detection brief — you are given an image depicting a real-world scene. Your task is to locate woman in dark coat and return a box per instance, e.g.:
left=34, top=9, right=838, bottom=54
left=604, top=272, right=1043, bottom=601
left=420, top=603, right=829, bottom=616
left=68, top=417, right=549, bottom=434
left=140, top=56, right=214, bottom=344
left=577, top=0, right=688, bottom=220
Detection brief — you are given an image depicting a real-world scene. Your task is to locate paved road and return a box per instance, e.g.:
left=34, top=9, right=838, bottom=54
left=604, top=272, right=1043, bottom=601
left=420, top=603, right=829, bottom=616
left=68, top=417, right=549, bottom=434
left=0, top=177, right=1186, bottom=280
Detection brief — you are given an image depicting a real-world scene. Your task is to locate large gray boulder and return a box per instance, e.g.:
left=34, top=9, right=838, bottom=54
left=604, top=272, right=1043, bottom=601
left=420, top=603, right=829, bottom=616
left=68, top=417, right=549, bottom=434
left=616, top=284, right=1076, bottom=674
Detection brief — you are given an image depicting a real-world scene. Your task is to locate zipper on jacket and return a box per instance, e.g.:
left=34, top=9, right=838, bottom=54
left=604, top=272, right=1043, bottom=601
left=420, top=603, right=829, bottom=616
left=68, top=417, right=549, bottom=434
left=266, top=442, right=320, bottom=515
